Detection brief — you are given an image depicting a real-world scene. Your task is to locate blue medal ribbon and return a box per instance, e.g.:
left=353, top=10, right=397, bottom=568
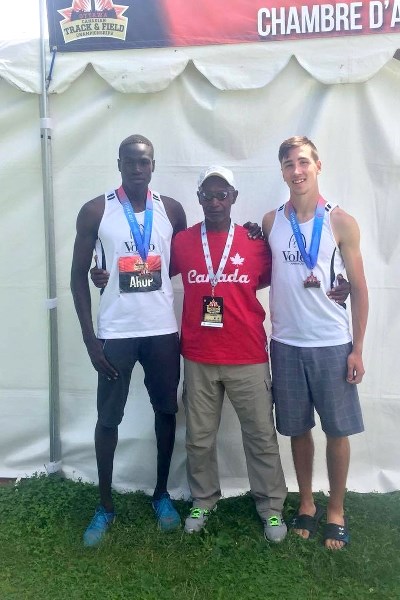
left=288, top=197, right=325, bottom=270
left=117, top=185, right=153, bottom=261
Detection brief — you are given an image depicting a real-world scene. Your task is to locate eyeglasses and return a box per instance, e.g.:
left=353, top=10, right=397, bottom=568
left=199, top=190, right=231, bottom=201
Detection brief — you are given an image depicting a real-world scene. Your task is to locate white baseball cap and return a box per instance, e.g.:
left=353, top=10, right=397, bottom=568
left=198, top=165, right=236, bottom=189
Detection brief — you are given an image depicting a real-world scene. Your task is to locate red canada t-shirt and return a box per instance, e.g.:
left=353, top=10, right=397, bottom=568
left=171, top=223, right=272, bottom=364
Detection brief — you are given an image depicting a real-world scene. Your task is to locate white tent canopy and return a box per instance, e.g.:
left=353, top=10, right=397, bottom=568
left=0, top=4, right=399, bottom=495
left=1, top=34, right=399, bottom=93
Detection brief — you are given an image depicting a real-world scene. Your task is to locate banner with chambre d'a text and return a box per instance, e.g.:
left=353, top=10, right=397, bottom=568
left=47, top=0, right=400, bottom=52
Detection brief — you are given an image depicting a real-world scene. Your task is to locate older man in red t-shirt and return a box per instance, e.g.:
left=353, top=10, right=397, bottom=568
left=171, top=166, right=287, bottom=542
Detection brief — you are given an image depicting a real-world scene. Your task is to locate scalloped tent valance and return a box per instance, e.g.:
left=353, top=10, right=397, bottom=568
left=0, top=34, right=399, bottom=94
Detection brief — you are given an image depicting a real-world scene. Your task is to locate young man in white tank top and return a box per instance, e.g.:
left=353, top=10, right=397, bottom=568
left=262, top=136, right=368, bottom=550
left=71, top=135, right=187, bottom=547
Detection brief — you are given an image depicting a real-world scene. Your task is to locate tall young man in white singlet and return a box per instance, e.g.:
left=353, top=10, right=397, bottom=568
left=262, top=136, right=368, bottom=550
left=71, top=135, right=187, bottom=547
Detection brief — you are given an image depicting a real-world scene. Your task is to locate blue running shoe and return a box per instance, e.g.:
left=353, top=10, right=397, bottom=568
left=83, top=505, right=116, bottom=547
left=152, top=493, right=181, bottom=532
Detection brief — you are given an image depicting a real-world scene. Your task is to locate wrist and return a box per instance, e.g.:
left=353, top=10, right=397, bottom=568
left=351, top=345, right=363, bottom=355
left=83, top=334, right=98, bottom=347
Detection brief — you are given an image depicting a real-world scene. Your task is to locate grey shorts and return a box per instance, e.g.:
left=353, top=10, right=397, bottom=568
left=97, top=333, right=180, bottom=427
left=270, top=340, right=364, bottom=438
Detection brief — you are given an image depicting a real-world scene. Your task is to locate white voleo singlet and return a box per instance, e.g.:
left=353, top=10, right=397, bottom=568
left=95, top=189, right=178, bottom=339
left=269, top=201, right=352, bottom=347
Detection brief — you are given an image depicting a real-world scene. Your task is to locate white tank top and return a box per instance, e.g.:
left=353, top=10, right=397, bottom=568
left=95, top=189, right=178, bottom=339
left=269, top=201, right=351, bottom=347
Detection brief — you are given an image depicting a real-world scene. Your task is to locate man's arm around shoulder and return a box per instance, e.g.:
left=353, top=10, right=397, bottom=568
left=250, top=235, right=272, bottom=289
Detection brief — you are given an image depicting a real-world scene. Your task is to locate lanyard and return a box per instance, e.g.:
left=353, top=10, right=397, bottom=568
left=117, top=185, right=153, bottom=261
left=201, top=221, right=235, bottom=295
left=287, top=197, right=325, bottom=270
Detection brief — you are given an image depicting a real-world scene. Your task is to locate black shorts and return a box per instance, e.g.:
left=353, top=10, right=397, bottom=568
left=97, top=333, right=180, bottom=427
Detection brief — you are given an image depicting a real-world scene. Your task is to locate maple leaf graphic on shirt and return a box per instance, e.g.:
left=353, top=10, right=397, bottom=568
left=230, top=253, right=244, bottom=266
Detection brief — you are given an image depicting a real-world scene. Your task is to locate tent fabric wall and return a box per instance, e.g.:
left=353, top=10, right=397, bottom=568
left=0, top=35, right=399, bottom=496
left=0, top=34, right=399, bottom=94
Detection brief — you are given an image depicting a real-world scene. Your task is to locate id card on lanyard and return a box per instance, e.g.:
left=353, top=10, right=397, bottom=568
left=200, top=221, right=234, bottom=328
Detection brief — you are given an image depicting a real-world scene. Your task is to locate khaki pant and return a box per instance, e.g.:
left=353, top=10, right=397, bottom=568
left=183, top=359, right=287, bottom=518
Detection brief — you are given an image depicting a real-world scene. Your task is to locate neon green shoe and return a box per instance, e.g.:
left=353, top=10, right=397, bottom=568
left=263, top=511, right=287, bottom=543
left=184, top=507, right=212, bottom=533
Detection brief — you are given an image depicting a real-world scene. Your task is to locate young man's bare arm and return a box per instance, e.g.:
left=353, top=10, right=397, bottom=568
left=161, top=195, right=187, bottom=237
left=161, top=195, right=187, bottom=279
left=262, top=210, right=276, bottom=241
left=70, top=196, right=118, bottom=379
left=332, top=208, right=369, bottom=384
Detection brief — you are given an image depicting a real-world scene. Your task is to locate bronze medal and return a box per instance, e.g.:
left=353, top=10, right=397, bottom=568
left=304, top=271, right=321, bottom=288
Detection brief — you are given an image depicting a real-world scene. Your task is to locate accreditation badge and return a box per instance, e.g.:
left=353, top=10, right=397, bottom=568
left=201, top=296, right=224, bottom=328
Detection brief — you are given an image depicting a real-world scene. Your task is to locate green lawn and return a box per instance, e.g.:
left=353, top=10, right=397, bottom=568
left=0, top=476, right=399, bottom=599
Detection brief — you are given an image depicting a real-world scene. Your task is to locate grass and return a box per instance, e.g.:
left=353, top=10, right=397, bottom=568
left=0, top=476, right=399, bottom=600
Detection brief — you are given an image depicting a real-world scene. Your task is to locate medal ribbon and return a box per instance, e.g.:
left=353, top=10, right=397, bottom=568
left=287, top=197, right=325, bottom=270
left=117, top=185, right=153, bottom=261
left=201, top=221, right=235, bottom=294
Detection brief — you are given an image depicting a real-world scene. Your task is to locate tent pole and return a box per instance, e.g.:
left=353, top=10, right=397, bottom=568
left=39, top=0, right=61, bottom=474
